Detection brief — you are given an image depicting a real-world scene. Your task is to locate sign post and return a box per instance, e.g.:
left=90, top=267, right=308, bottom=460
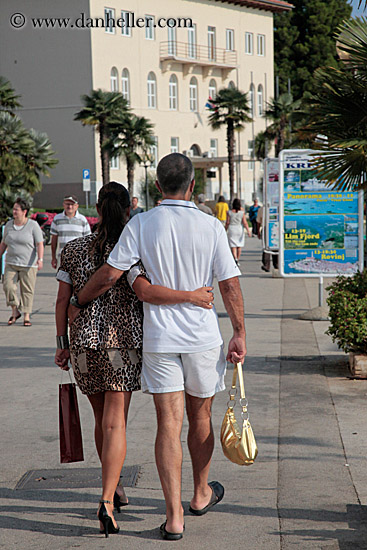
left=82, top=169, right=91, bottom=209
left=279, top=149, right=364, bottom=320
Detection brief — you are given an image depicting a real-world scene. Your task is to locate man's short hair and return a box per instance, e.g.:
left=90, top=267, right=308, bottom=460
left=198, top=194, right=206, bottom=203
left=156, top=153, right=194, bottom=195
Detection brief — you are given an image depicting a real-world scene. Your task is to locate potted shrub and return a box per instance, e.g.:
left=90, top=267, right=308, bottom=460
left=326, top=270, right=367, bottom=378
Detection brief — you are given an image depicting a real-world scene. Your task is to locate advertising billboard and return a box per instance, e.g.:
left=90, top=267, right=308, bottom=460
left=279, top=150, right=364, bottom=277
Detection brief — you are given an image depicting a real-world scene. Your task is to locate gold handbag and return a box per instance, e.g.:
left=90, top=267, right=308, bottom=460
left=220, top=361, right=258, bottom=466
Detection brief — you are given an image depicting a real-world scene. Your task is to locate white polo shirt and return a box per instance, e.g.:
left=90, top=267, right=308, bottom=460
left=107, top=199, right=240, bottom=353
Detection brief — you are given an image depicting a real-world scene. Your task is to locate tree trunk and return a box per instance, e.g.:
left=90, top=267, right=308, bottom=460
left=227, top=119, right=235, bottom=203
left=99, top=122, right=110, bottom=185
left=127, top=158, right=135, bottom=197
left=276, top=117, right=286, bottom=157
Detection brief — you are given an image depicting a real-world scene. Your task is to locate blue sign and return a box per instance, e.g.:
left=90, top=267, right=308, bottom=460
left=83, top=169, right=90, bottom=180
left=279, top=150, right=364, bottom=277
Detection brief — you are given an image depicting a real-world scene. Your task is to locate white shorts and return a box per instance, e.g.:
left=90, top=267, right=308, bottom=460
left=142, top=346, right=227, bottom=398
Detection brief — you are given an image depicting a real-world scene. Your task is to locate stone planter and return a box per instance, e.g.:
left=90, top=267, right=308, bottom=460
left=349, top=352, right=367, bottom=379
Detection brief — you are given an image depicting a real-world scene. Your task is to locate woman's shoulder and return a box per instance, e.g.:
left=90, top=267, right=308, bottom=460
left=62, top=233, right=96, bottom=259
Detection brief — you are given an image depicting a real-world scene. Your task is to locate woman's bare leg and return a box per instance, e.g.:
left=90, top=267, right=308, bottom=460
left=100, top=391, right=132, bottom=526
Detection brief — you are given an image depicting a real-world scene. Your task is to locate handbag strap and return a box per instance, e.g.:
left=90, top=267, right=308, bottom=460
left=229, top=362, right=249, bottom=420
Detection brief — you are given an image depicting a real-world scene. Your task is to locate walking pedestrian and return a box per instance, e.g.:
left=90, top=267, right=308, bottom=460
left=225, top=198, right=251, bottom=266
left=197, top=193, right=213, bottom=215
left=257, top=206, right=279, bottom=272
left=0, top=198, right=44, bottom=326
left=249, top=197, right=260, bottom=237
left=55, top=181, right=213, bottom=538
left=129, top=196, right=144, bottom=218
left=51, top=195, right=91, bottom=269
left=70, top=153, right=247, bottom=541
left=214, top=195, right=229, bottom=225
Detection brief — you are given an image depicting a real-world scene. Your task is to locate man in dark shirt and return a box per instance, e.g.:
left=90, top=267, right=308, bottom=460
left=130, top=196, right=144, bottom=218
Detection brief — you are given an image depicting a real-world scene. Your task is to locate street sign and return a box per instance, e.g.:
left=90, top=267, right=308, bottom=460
left=83, top=169, right=91, bottom=192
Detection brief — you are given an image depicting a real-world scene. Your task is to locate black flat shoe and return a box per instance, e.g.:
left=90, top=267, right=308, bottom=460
left=160, top=521, right=184, bottom=541
left=98, top=500, right=120, bottom=538
left=189, top=481, right=225, bottom=516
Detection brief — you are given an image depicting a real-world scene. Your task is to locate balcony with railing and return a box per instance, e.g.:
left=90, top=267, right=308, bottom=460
left=160, top=41, right=237, bottom=76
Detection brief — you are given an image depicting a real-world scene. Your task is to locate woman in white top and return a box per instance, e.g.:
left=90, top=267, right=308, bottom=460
left=225, top=198, right=251, bottom=266
left=0, top=198, right=44, bottom=326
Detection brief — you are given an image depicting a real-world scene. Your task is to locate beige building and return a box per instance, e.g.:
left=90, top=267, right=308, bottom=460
left=0, top=0, right=292, bottom=207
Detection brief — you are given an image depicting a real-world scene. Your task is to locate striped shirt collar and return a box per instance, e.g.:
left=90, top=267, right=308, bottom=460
left=161, top=199, right=198, bottom=209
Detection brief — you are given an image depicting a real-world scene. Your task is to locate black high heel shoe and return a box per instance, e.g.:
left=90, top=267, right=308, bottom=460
left=114, top=482, right=129, bottom=513
left=98, top=500, right=120, bottom=538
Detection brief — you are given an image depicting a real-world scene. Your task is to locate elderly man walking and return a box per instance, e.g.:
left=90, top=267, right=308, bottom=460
left=71, top=154, right=247, bottom=540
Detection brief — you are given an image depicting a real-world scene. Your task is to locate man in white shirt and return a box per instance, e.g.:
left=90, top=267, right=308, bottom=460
left=72, top=154, right=247, bottom=540
left=50, top=195, right=91, bottom=268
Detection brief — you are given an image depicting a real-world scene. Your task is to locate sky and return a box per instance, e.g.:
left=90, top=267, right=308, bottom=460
left=350, top=0, right=365, bottom=17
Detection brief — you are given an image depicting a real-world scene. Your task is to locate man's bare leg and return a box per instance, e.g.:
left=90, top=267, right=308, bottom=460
left=153, top=391, right=185, bottom=534
left=186, top=394, right=215, bottom=510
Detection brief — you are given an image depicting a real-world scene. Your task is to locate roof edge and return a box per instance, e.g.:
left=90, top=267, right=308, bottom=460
left=213, top=0, right=293, bottom=13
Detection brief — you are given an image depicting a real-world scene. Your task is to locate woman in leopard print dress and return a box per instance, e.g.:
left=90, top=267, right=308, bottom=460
left=54, top=182, right=213, bottom=536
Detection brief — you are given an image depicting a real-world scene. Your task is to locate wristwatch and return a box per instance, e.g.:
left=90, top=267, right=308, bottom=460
left=70, top=294, right=88, bottom=309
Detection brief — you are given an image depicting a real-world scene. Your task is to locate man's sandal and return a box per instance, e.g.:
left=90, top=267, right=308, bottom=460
left=189, top=481, right=225, bottom=516
left=23, top=320, right=32, bottom=327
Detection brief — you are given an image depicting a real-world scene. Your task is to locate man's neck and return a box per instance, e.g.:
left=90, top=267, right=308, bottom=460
left=65, top=211, right=76, bottom=218
left=162, top=194, right=191, bottom=201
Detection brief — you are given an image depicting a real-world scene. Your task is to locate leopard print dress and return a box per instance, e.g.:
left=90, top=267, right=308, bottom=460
left=57, top=233, right=144, bottom=395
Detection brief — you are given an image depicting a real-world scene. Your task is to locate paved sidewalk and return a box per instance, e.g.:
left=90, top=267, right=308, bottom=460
left=1, top=238, right=367, bottom=549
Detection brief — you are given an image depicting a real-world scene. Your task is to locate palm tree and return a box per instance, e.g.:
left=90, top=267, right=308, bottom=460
left=74, top=89, right=129, bottom=185
left=301, top=18, right=367, bottom=191
left=0, top=112, right=58, bottom=220
left=208, top=87, right=252, bottom=202
left=107, top=113, right=155, bottom=197
left=0, top=76, right=22, bottom=113
left=264, top=93, right=301, bottom=157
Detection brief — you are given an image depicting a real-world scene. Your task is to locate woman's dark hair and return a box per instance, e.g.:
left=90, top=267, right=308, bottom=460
left=232, top=198, right=241, bottom=212
left=218, top=195, right=226, bottom=203
left=14, top=197, right=30, bottom=216
left=91, top=182, right=130, bottom=265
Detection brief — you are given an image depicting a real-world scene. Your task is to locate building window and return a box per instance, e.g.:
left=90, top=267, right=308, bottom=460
left=110, top=67, right=118, bottom=91
left=210, top=138, right=218, bottom=157
left=169, top=74, right=178, bottom=110
left=121, top=10, right=132, bottom=37
left=249, top=84, right=255, bottom=117
left=171, top=137, right=179, bottom=153
left=147, top=72, right=157, bottom=109
left=168, top=26, right=176, bottom=55
left=105, top=8, right=115, bottom=34
left=257, top=34, right=265, bottom=56
left=145, top=15, right=155, bottom=40
left=208, top=79, right=217, bottom=100
left=226, top=29, right=234, bottom=51
left=110, top=155, right=119, bottom=170
left=189, top=77, right=198, bottom=112
left=228, top=80, right=236, bottom=89
left=208, top=26, right=216, bottom=61
left=121, top=68, right=130, bottom=102
left=257, top=84, right=264, bottom=116
left=150, top=136, right=158, bottom=168
left=245, top=32, right=253, bottom=55
left=248, top=140, right=254, bottom=171
left=188, top=24, right=197, bottom=58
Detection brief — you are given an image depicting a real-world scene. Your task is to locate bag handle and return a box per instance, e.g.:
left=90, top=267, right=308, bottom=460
left=228, top=361, right=249, bottom=422
left=60, top=369, right=73, bottom=385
